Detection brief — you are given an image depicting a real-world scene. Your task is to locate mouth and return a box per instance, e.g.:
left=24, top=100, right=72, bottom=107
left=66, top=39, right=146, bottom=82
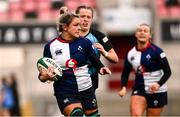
left=82, top=22, right=88, bottom=27
left=139, top=35, right=146, bottom=38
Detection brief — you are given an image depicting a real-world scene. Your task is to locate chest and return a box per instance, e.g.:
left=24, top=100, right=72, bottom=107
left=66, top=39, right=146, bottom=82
left=49, top=41, right=87, bottom=68
left=128, top=49, right=158, bottom=71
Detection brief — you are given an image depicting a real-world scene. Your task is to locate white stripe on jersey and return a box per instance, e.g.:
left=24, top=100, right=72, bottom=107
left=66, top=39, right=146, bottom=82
left=74, top=65, right=92, bottom=92
left=127, top=47, right=141, bottom=71
left=50, top=40, right=70, bottom=69
left=143, top=70, right=167, bottom=93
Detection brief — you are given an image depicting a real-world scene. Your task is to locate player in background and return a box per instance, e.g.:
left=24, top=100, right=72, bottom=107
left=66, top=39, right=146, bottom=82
left=38, top=12, right=111, bottom=116
left=75, top=5, right=119, bottom=91
left=118, top=24, right=171, bottom=116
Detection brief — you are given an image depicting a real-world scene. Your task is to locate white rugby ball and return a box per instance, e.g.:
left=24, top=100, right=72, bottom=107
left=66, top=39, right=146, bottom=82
left=37, top=57, right=62, bottom=81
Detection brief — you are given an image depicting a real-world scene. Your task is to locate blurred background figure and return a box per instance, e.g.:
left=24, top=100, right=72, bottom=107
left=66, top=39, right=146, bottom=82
left=0, top=79, right=4, bottom=116
left=9, top=73, right=21, bottom=116
left=0, top=76, right=15, bottom=116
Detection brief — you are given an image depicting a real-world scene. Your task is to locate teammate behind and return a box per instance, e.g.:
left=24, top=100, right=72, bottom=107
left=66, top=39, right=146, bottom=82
left=75, top=5, right=119, bottom=91
left=118, top=24, right=171, bottom=116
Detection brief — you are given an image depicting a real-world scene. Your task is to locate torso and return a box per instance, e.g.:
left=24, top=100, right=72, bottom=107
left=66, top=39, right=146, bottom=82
left=127, top=43, right=167, bottom=93
left=43, top=37, right=96, bottom=94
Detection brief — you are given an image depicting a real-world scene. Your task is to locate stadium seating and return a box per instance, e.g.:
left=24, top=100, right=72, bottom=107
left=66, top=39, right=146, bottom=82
left=0, top=0, right=97, bottom=22
left=155, top=0, right=180, bottom=17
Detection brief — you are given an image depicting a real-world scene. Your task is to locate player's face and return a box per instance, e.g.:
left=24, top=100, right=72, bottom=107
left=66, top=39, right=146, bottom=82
left=67, top=17, right=81, bottom=38
left=135, top=25, right=151, bottom=43
left=78, top=8, right=93, bottom=31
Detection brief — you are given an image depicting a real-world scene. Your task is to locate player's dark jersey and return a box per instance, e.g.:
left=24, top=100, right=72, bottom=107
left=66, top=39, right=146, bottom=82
left=43, top=36, right=104, bottom=95
left=121, top=42, right=171, bottom=94
left=85, top=28, right=113, bottom=89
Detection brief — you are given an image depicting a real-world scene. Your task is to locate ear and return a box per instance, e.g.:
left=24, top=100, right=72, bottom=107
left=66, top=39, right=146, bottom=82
left=149, top=35, right=152, bottom=38
left=62, top=25, right=68, bottom=31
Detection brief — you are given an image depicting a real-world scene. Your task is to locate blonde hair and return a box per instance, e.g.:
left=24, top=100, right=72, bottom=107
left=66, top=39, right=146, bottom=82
left=56, top=12, right=79, bottom=33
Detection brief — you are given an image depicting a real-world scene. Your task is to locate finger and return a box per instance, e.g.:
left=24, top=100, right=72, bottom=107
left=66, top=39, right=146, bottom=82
left=108, top=70, right=112, bottom=74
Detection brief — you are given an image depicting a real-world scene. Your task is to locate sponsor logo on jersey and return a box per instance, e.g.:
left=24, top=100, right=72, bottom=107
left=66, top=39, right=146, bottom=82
left=64, top=98, right=69, bottom=103
left=160, top=52, right=166, bottom=58
left=92, top=99, right=97, bottom=107
left=137, top=65, right=145, bottom=73
left=153, top=100, right=158, bottom=106
left=130, top=56, right=135, bottom=61
left=133, top=90, right=138, bottom=94
left=55, top=48, right=62, bottom=55
left=146, top=54, right=151, bottom=60
left=102, top=37, right=108, bottom=43
left=65, top=59, right=77, bottom=68
left=78, top=45, right=83, bottom=52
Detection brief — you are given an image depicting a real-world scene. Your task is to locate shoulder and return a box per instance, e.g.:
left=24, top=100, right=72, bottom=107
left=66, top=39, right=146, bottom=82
left=150, top=43, right=164, bottom=53
left=128, top=46, right=137, bottom=55
left=78, top=36, right=90, bottom=42
left=126, top=46, right=138, bottom=61
left=150, top=43, right=166, bottom=59
left=90, top=28, right=106, bottom=37
left=78, top=36, right=92, bottom=45
left=44, top=37, right=58, bottom=47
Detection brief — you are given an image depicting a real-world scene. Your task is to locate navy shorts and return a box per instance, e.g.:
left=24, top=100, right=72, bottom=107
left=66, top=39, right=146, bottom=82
left=132, top=88, right=168, bottom=108
left=55, top=87, right=98, bottom=114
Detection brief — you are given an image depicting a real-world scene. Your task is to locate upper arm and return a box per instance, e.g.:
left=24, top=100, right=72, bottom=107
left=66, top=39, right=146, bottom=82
left=92, top=29, right=113, bottom=51
left=43, top=43, right=52, bottom=58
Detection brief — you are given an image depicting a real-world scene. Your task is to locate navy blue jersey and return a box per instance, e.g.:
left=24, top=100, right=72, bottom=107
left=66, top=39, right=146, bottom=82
left=121, top=42, right=171, bottom=94
left=43, top=36, right=104, bottom=95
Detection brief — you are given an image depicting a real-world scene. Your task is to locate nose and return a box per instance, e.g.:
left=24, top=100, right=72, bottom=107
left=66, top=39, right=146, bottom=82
left=77, top=25, right=81, bottom=31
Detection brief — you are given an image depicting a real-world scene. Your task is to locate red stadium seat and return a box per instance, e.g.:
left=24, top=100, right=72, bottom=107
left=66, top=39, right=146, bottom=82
left=156, top=0, right=165, bottom=7
left=37, top=1, right=51, bottom=11
left=23, top=0, right=37, bottom=12
left=169, top=6, right=180, bottom=17
left=9, top=1, right=22, bottom=11
left=51, top=10, right=59, bottom=19
left=64, top=0, right=80, bottom=11
left=157, top=6, right=169, bottom=17
left=9, top=10, right=24, bottom=22
left=0, top=12, right=8, bottom=22
left=80, top=0, right=97, bottom=8
left=37, top=10, right=52, bottom=21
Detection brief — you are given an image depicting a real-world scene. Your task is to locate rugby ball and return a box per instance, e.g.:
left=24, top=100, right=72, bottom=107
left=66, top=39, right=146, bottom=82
left=37, top=57, right=62, bottom=81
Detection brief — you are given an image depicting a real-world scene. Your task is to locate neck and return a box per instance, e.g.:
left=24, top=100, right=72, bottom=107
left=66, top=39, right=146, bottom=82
left=61, top=33, right=75, bottom=42
left=137, top=41, right=149, bottom=50
left=80, top=28, right=89, bottom=37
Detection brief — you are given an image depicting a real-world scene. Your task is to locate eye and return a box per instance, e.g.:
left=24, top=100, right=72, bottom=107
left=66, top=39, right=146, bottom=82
left=138, top=29, right=142, bottom=32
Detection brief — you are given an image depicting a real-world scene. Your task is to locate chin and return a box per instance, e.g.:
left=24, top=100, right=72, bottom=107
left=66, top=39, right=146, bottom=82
left=75, top=35, right=80, bottom=38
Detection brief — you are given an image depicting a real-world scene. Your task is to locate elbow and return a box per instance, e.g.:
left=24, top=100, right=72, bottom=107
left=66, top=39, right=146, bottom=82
left=168, top=70, right=172, bottom=78
left=115, top=57, right=119, bottom=63
left=111, top=57, right=119, bottom=63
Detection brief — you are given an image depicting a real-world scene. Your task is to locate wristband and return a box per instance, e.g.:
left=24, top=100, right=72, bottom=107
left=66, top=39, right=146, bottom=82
left=104, top=51, right=108, bottom=57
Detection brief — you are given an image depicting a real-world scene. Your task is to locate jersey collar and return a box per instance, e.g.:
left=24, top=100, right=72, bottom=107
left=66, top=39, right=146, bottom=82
left=136, top=42, right=151, bottom=52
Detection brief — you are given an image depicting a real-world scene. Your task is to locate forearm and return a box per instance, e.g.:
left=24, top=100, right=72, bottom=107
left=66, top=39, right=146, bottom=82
left=120, top=58, right=132, bottom=88
left=158, top=58, right=172, bottom=86
left=103, top=49, right=119, bottom=63
left=89, top=54, right=104, bottom=72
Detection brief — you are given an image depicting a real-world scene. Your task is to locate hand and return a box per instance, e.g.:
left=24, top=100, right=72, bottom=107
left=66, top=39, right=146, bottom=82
left=149, top=83, right=160, bottom=93
left=40, top=66, right=56, bottom=81
left=93, top=43, right=107, bottom=56
left=99, top=67, right=111, bottom=75
left=118, top=86, right=127, bottom=97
